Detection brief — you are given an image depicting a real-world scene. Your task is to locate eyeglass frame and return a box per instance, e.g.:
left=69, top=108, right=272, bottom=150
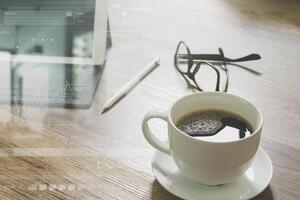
left=174, top=41, right=261, bottom=92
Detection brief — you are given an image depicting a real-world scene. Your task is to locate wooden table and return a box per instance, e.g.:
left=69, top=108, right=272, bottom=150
left=1, top=0, right=300, bottom=199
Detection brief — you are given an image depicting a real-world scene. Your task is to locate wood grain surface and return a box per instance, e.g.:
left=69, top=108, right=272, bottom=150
left=1, top=0, right=300, bottom=199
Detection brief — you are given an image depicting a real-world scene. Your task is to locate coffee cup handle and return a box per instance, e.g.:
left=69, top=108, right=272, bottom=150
left=142, top=110, right=171, bottom=155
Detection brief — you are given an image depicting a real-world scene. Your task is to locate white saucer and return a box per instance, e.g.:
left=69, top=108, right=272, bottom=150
left=152, top=147, right=273, bottom=200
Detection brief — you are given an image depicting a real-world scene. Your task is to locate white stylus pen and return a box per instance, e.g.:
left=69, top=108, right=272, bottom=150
left=101, top=57, right=160, bottom=114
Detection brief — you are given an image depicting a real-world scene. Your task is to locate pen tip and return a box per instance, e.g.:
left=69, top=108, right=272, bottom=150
left=101, top=108, right=107, bottom=115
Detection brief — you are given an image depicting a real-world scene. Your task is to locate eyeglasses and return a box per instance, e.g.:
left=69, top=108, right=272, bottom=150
left=174, top=41, right=261, bottom=92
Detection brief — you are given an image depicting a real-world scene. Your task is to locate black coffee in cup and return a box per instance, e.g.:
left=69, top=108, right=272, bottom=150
left=176, top=109, right=253, bottom=142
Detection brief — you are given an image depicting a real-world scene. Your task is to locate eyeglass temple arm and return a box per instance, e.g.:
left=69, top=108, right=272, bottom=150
left=178, top=53, right=261, bottom=62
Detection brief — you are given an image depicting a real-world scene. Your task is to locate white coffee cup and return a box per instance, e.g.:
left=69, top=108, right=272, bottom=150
left=142, top=92, right=263, bottom=185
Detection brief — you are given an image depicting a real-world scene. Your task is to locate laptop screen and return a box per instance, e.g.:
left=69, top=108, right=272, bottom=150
left=0, top=0, right=109, bottom=108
